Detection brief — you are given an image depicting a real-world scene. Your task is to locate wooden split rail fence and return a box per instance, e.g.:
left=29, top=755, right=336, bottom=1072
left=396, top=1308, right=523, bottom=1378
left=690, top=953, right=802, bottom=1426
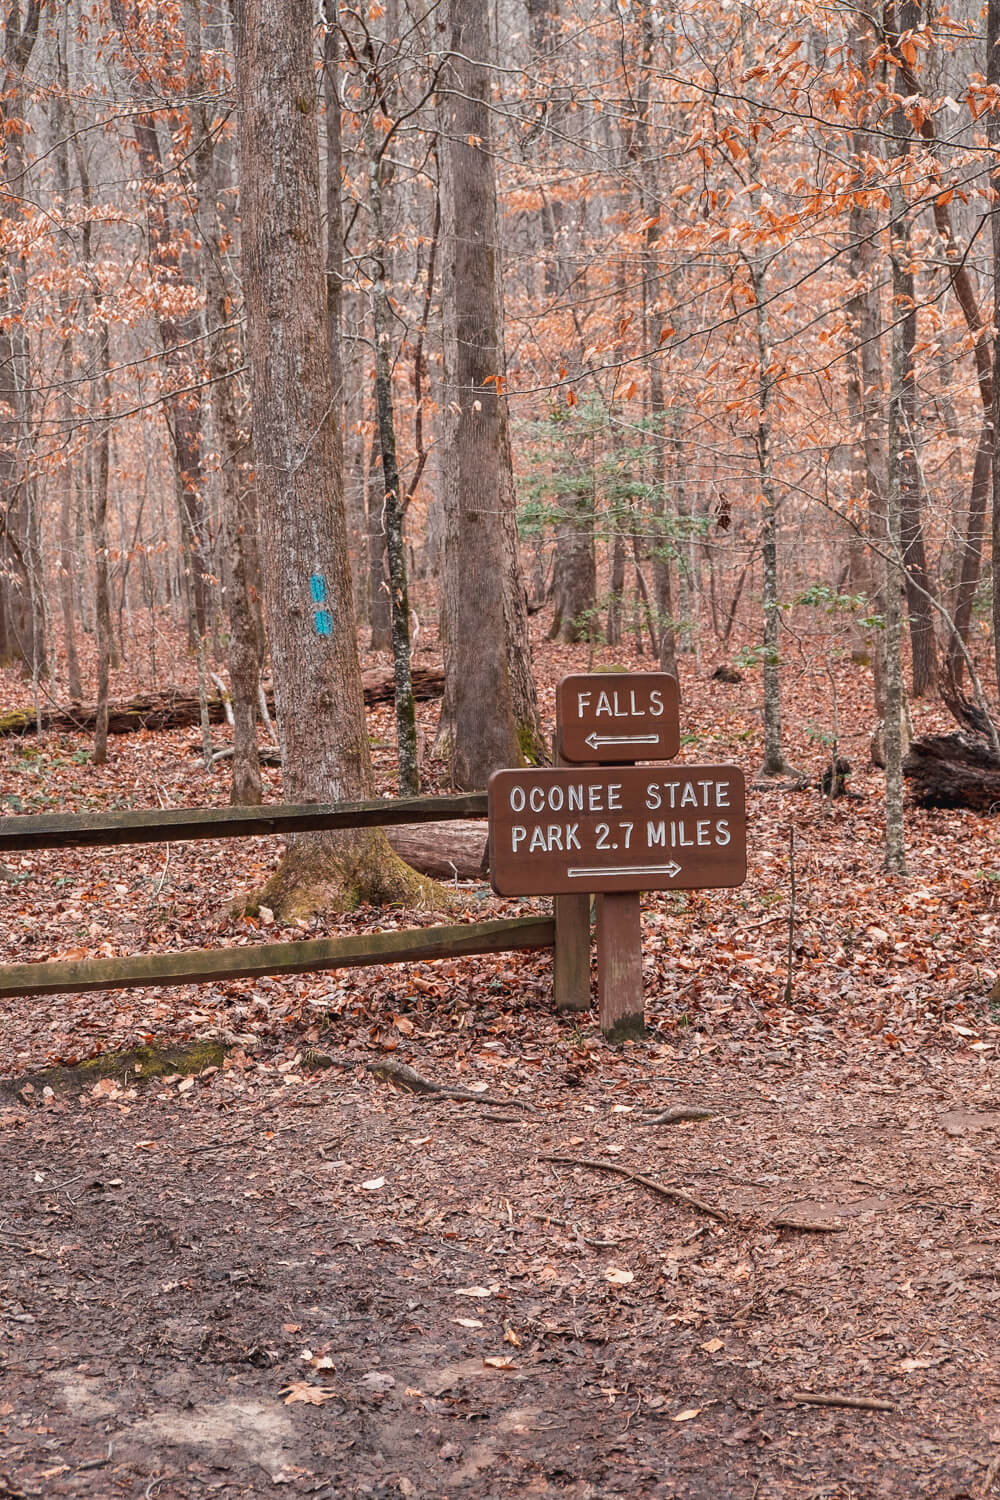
left=0, top=795, right=570, bottom=1003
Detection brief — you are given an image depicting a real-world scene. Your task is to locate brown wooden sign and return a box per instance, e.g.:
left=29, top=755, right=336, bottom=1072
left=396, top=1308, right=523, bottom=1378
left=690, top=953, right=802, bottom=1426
left=488, top=765, right=745, bottom=896
left=556, top=673, right=680, bottom=763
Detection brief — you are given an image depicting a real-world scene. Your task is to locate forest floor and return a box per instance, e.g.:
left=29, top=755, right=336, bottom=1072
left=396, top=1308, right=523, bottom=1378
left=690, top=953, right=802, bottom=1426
left=1, top=621, right=1000, bottom=1498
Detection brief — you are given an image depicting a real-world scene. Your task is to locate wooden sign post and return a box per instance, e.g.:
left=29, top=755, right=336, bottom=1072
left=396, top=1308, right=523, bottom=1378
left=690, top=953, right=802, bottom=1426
left=556, top=672, right=680, bottom=1035
left=487, top=673, right=747, bottom=1040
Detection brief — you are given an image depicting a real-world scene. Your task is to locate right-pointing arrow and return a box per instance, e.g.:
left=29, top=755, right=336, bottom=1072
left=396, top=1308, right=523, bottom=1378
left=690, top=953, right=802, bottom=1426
left=568, top=862, right=681, bottom=879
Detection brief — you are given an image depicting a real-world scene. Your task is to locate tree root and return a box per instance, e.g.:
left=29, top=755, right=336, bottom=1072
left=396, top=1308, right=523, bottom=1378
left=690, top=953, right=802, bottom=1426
left=540, top=1154, right=844, bottom=1233
left=366, top=1057, right=534, bottom=1111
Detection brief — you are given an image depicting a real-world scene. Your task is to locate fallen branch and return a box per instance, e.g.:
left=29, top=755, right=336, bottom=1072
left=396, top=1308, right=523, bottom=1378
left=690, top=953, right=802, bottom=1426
left=784, top=1390, right=895, bottom=1413
left=538, top=1153, right=729, bottom=1224
left=367, top=1058, right=533, bottom=1111
left=641, top=1107, right=717, bottom=1126
left=769, top=1216, right=842, bottom=1233
left=540, top=1154, right=843, bottom=1233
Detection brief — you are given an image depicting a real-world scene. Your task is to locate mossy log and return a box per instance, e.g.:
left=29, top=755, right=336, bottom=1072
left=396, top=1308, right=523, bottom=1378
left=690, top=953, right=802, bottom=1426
left=0, top=1039, right=228, bottom=1101
left=0, top=665, right=446, bottom=739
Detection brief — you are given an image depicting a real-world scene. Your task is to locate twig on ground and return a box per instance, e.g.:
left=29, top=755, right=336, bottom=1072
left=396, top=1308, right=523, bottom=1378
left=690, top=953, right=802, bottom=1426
left=785, top=1390, right=895, bottom=1413
left=538, top=1153, right=729, bottom=1224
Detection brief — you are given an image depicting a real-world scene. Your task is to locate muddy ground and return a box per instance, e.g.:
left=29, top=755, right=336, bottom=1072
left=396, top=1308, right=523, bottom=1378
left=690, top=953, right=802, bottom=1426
left=2, top=1027, right=999, bottom=1500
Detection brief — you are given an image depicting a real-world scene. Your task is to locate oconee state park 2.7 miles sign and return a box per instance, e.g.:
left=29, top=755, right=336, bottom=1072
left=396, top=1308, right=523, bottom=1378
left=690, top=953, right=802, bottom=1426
left=488, top=766, right=746, bottom=897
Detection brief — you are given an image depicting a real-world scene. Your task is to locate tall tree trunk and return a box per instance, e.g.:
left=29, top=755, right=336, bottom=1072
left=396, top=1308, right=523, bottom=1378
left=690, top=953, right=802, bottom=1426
left=845, top=6, right=888, bottom=729
left=185, top=0, right=263, bottom=804
left=883, top=2, right=993, bottom=686
left=886, top=0, right=936, bottom=697
left=235, top=0, right=428, bottom=913
left=885, top=178, right=909, bottom=874
left=637, top=6, right=677, bottom=677
left=0, top=0, right=45, bottom=677
left=435, top=0, right=541, bottom=786
left=990, top=0, right=1000, bottom=700
left=111, top=0, right=211, bottom=643
left=741, top=5, right=791, bottom=775
left=364, top=79, right=419, bottom=796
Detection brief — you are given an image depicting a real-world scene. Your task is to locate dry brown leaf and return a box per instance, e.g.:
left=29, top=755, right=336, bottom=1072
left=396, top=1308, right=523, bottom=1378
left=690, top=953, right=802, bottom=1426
left=280, top=1381, right=338, bottom=1406
left=672, top=1407, right=702, bottom=1422
left=605, top=1267, right=634, bottom=1285
left=701, top=1337, right=724, bottom=1353
left=483, top=1355, right=516, bottom=1370
left=361, top=1177, right=385, bottom=1191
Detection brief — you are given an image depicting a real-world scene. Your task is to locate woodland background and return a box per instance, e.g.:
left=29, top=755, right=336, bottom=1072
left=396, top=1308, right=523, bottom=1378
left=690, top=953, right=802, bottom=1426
left=3, top=7, right=1000, bottom=1497
left=1, top=0, right=1000, bottom=884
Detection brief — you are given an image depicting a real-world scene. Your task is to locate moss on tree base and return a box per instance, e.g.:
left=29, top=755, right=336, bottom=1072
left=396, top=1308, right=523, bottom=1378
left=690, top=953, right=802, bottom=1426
left=244, top=827, right=450, bottom=919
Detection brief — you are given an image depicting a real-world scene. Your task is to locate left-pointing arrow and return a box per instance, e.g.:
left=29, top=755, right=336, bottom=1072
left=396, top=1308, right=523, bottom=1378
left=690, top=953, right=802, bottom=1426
left=584, top=732, right=661, bottom=750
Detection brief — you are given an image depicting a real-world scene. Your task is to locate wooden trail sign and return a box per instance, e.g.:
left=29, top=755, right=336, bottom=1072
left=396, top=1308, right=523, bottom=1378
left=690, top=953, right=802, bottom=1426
left=488, top=766, right=746, bottom=896
left=556, top=672, right=679, bottom=763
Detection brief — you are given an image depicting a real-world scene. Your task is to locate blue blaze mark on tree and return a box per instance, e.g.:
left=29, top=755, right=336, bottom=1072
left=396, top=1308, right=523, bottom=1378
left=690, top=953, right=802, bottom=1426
left=309, top=574, right=332, bottom=635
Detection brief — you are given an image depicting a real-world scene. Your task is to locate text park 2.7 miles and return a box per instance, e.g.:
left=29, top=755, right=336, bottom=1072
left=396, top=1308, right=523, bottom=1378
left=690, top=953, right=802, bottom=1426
left=488, top=766, right=746, bottom=897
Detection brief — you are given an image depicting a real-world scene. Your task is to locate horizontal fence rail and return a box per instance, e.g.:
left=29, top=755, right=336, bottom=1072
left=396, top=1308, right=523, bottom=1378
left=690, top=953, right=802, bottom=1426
left=0, top=793, right=488, bottom=853
left=0, top=916, right=554, bottom=999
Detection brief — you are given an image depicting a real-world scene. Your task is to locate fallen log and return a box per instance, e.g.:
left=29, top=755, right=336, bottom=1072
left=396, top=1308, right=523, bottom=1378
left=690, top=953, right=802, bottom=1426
left=0, top=666, right=446, bottom=740
left=385, top=819, right=488, bottom=880
left=903, top=732, right=1000, bottom=812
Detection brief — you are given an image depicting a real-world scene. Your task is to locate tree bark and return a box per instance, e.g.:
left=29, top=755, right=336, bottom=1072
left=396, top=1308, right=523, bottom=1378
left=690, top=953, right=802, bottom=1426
left=885, top=173, right=910, bottom=874
left=886, top=0, right=935, bottom=698
left=0, top=0, right=46, bottom=678
left=989, top=0, right=1000, bottom=700
left=185, top=0, right=264, bottom=805
left=361, top=49, right=419, bottom=797
left=435, top=0, right=541, bottom=786
left=111, top=0, right=212, bottom=643
left=235, top=0, right=430, bottom=914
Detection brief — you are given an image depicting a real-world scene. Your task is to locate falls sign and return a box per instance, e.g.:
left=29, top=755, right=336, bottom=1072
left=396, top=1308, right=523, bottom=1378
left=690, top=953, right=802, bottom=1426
left=556, top=672, right=679, bottom=763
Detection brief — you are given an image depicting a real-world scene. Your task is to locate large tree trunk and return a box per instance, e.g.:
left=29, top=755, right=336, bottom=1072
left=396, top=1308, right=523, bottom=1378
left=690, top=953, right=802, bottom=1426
left=435, top=0, right=541, bottom=787
left=0, top=1, right=46, bottom=678
left=235, top=0, right=429, bottom=915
